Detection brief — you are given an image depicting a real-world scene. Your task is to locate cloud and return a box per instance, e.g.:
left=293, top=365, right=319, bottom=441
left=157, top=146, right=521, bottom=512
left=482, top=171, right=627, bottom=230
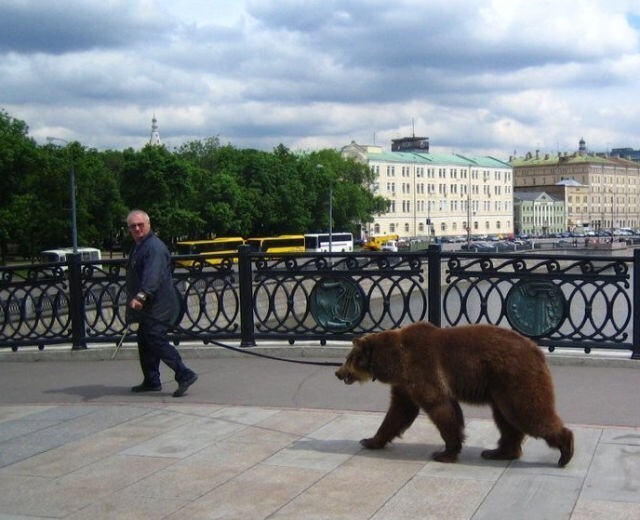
left=1, top=0, right=639, bottom=157
left=0, top=0, right=172, bottom=54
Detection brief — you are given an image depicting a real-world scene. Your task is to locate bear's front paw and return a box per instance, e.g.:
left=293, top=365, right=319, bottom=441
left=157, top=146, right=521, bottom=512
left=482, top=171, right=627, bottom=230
left=360, top=437, right=386, bottom=449
left=432, top=449, right=459, bottom=463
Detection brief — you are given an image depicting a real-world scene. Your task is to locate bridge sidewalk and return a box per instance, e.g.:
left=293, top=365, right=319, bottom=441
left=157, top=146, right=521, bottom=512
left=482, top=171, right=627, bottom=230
left=0, top=343, right=638, bottom=519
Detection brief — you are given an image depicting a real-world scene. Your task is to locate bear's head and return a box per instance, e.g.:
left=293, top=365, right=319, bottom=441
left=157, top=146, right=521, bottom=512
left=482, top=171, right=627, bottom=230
left=336, top=330, right=400, bottom=384
left=335, top=336, right=373, bottom=384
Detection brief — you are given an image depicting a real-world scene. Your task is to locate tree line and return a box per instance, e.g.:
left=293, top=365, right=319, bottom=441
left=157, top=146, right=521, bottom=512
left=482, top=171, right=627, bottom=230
left=0, top=109, right=388, bottom=263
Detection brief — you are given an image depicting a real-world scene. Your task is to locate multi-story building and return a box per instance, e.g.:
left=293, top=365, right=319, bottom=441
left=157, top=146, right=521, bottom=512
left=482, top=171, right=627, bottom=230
left=513, top=191, right=565, bottom=236
left=342, top=139, right=514, bottom=239
left=611, top=147, right=640, bottom=163
left=511, top=139, right=640, bottom=232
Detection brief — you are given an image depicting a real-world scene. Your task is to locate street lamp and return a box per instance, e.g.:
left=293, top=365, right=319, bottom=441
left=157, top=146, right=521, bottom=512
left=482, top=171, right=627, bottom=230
left=317, top=164, right=333, bottom=253
left=466, top=170, right=472, bottom=248
left=47, top=137, right=78, bottom=253
left=329, top=180, right=333, bottom=253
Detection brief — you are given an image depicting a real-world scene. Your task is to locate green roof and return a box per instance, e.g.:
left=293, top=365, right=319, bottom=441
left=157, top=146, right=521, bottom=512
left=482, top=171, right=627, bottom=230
left=510, top=153, right=614, bottom=167
left=366, top=151, right=511, bottom=168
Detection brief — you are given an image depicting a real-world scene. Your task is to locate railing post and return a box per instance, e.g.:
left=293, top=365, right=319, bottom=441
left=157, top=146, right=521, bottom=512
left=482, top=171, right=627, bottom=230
left=67, top=253, right=87, bottom=350
left=237, top=245, right=256, bottom=347
left=427, top=244, right=442, bottom=326
left=632, top=249, right=640, bottom=359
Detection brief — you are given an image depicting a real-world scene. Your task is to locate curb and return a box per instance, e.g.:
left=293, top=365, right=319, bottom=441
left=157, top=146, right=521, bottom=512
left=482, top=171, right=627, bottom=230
left=1, top=341, right=638, bottom=368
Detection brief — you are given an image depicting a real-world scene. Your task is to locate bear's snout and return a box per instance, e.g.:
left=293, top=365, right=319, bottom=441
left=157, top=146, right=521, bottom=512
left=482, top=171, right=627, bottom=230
left=335, top=367, right=355, bottom=385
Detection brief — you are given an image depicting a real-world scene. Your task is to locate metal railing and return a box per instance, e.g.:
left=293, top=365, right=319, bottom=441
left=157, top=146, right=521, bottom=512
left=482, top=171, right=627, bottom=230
left=1, top=245, right=639, bottom=358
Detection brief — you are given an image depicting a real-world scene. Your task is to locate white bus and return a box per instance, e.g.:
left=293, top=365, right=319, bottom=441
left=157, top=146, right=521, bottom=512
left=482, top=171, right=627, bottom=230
left=304, top=232, right=354, bottom=252
left=41, top=247, right=102, bottom=269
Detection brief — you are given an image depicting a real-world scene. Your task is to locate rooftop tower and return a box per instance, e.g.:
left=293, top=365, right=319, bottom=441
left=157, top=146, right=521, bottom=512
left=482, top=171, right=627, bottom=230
left=149, top=115, right=161, bottom=146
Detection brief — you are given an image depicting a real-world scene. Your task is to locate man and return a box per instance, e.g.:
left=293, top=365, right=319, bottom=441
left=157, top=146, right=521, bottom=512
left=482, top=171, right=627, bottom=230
left=126, top=209, right=198, bottom=397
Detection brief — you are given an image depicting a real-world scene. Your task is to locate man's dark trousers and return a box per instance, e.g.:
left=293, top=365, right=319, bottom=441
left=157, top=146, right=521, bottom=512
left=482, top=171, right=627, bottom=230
left=137, top=320, right=194, bottom=386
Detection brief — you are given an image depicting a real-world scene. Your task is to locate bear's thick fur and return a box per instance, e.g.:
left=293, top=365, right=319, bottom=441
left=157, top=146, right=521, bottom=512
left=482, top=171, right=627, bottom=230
left=335, top=322, right=574, bottom=466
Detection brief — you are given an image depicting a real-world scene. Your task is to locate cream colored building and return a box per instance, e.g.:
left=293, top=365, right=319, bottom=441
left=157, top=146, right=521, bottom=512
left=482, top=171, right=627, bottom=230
left=513, top=191, right=565, bottom=236
left=342, top=141, right=514, bottom=239
left=511, top=140, right=640, bottom=232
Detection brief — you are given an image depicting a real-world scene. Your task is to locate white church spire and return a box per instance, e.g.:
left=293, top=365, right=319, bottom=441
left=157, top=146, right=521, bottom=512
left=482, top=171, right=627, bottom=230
left=149, top=114, right=161, bottom=146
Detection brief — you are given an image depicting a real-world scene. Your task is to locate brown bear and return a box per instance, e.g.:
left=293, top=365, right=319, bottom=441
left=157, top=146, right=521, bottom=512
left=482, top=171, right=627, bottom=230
left=335, top=321, right=574, bottom=467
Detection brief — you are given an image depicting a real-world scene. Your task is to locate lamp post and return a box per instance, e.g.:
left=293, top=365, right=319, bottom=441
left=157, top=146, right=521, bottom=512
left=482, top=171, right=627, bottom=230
left=466, top=170, right=472, bottom=248
left=46, top=136, right=85, bottom=350
left=317, top=164, right=333, bottom=253
left=47, top=137, right=77, bottom=253
left=329, top=180, right=333, bottom=253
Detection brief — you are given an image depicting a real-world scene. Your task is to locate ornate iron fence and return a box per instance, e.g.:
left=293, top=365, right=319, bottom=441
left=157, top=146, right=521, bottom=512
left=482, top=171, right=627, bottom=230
left=1, top=245, right=639, bottom=358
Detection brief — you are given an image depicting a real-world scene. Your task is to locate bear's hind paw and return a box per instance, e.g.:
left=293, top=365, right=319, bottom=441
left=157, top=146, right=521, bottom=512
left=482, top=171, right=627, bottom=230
left=360, top=437, right=386, bottom=449
left=432, top=450, right=459, bottom=463
left=481, top=448, right=521, bottom=461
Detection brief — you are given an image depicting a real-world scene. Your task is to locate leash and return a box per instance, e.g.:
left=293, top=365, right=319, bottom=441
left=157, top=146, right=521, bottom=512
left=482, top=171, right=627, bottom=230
left=183, top=333, right=343, bottom=368
left=115, top=314, right=342, bottom=368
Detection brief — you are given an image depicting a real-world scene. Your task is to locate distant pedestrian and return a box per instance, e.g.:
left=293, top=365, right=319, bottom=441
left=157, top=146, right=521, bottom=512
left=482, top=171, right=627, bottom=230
left=125, top=209, right=197, bottom=397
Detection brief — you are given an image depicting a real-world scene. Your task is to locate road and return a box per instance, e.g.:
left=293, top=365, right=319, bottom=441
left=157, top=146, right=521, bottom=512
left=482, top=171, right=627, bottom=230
left=0, top=349, right=638, bottom=427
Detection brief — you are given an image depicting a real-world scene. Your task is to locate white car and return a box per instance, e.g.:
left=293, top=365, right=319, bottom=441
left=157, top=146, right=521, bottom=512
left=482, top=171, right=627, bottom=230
left=381, top=240, right=398, bottom=252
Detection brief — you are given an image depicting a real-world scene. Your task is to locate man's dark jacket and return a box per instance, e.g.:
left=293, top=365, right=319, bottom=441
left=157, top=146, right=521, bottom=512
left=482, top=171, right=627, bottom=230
left=126, top=232, right=182, bottom=325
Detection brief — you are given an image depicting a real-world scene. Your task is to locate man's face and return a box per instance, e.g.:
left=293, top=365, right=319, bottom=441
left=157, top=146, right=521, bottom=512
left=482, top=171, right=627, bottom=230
left=127, top=214, right=150, bottom=243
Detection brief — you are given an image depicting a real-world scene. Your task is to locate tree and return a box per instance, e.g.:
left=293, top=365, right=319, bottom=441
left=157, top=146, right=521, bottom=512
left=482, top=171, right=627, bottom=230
left=0, top=109, right=388, bottom=258
left=175, top=136, right=221, bottom=172
left=0, top=110, right=39, bottom=262
left=119, top=145, right=202, bottom=242
left=302, top=150, right=388, bottom=236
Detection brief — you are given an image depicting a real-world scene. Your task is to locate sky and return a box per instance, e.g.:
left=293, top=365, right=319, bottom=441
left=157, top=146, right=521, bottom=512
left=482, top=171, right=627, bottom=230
left=1, top=0, right=640, bottom=159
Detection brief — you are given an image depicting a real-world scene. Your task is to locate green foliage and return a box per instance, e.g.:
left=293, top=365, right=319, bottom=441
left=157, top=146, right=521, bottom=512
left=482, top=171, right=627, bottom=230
left=0, top=110, right=386, bottom=260
left=0, top=110, right=41, bottom=261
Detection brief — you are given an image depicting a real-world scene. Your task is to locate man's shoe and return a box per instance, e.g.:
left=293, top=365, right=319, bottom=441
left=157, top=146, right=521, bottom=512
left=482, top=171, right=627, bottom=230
left=131, top=383, right=162, bottom=393
left=173, top=373, right=198, bottom=398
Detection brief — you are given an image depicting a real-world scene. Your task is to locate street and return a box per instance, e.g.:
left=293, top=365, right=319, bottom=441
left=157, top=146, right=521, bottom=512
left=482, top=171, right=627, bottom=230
left=0, top=349, right=638, bottom=427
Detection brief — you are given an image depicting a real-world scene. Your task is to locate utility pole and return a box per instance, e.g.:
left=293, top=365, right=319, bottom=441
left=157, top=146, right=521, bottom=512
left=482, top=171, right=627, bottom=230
left=47, top=136, right=78, bottom=253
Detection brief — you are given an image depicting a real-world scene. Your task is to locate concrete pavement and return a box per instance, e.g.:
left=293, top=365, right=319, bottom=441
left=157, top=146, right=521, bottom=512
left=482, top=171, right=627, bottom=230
left=0, top=342, right=639, bottom=519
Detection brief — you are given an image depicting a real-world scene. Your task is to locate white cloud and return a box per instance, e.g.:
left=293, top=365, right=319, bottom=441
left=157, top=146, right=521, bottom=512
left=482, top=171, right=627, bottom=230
left=1, top=0, right=639, bottom=158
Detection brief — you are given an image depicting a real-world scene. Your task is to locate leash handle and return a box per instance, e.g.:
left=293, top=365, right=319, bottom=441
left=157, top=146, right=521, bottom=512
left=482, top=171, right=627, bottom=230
left=112, top=324, right=131, bottom=359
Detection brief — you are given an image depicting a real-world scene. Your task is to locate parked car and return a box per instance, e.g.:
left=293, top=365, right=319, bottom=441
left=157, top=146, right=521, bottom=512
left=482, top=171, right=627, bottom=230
left=461, top=241, right=495, bottom=252
left=381, top=240, right=399, bottom=252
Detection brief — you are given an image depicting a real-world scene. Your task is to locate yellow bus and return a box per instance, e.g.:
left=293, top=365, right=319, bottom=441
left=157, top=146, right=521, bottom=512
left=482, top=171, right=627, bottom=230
left=175, top=237, right=245, bottom=266
left=245, top=235, right=305, bottom=254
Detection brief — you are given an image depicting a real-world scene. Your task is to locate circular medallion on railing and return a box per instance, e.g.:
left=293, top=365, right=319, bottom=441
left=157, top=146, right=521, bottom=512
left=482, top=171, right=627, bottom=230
left=506, top=280, right=566, bottom=337
left=309, top=277, right=365, bottom=332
